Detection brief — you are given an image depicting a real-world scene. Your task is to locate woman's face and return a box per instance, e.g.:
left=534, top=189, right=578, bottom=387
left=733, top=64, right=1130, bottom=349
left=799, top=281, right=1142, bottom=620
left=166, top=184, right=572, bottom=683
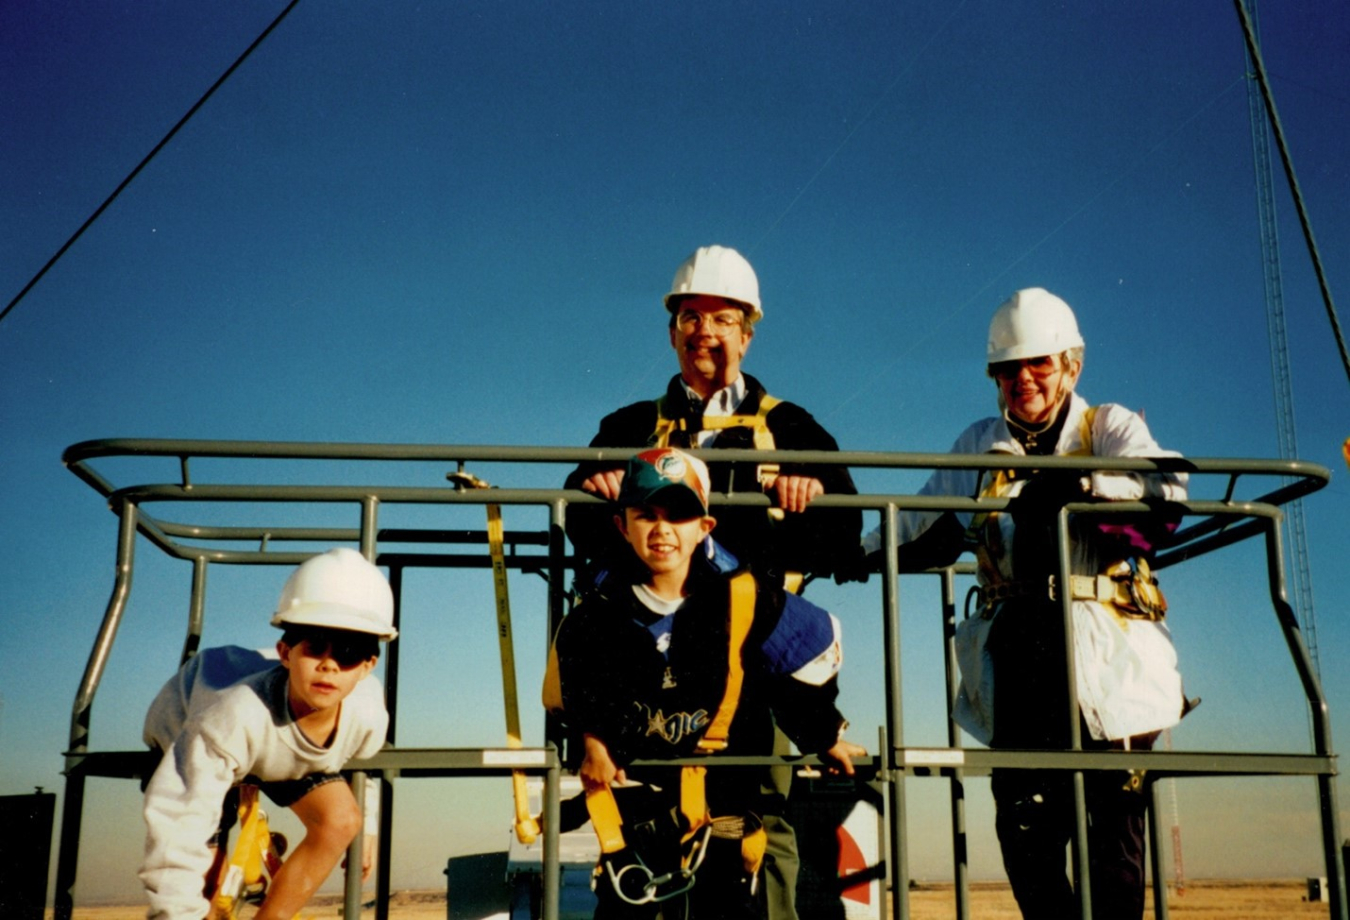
left=992, top=354, right=1081, bottom=424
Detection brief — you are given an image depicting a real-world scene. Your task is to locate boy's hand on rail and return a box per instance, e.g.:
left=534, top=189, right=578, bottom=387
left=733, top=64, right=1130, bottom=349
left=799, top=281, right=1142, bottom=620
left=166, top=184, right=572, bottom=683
left=579, top=733, right=627, bottom=790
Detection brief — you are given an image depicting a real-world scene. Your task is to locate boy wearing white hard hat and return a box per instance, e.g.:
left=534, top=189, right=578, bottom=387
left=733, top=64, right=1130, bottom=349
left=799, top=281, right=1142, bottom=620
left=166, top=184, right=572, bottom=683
left=140, top=548, right=396, bottom=920
left=547, top=448, right=865, bottom=919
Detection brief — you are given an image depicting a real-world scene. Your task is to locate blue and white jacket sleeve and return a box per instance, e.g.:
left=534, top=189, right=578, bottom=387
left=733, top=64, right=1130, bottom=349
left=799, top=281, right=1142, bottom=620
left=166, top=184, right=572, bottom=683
left=757, top=591, right=848, bottom=754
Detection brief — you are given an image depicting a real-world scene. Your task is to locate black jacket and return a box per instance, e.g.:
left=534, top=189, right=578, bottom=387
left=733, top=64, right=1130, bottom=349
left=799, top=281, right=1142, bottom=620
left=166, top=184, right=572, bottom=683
left=564, top=374, right=862, bottom=580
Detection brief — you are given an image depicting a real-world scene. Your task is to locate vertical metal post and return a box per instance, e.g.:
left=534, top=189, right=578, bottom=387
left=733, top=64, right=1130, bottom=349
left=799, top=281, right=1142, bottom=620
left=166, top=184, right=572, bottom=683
left=54, top=498, right=138, bottom=920
left=542, top=745, right=561, bottom=920
left=1058, top=508, right=1092, bottom=918
left=344, top=498, right=381, bottom=920
left=542, top=500, right=568, bottom=920
left=880, top=504, right=909, bottom=920
left=180, top=556, right=207, bottom=664
left=1262, top=519, right=1347, bottom=920
left=940, top=566, right=971, bottom=920
left=374, top=563, right=403, bottom=920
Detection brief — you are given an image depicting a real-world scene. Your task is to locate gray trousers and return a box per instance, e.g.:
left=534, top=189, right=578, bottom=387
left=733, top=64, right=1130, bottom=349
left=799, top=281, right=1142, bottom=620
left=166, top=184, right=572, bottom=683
left=761, top=727, right=800, bottom=920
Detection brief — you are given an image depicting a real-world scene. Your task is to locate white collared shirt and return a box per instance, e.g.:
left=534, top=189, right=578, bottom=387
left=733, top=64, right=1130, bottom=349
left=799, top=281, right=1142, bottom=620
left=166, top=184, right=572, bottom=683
left=679, top=375, right=748, bottom=448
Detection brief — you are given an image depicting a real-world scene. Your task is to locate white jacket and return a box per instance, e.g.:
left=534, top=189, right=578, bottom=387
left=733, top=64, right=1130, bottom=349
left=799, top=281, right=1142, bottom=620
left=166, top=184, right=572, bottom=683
left=864, top=393, right=1188, bottom=744
left=140, top=646, right=387, bottom=920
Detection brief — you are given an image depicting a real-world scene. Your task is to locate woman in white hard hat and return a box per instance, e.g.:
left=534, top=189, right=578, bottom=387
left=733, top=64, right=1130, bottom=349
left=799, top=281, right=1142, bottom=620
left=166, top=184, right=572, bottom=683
left=862, top=288, right=1190, bottom=920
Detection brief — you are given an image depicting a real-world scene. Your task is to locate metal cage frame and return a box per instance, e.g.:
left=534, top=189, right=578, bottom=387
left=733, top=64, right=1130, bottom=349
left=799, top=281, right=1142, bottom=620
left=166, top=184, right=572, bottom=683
left=54, top=439, right=1343, bottom=920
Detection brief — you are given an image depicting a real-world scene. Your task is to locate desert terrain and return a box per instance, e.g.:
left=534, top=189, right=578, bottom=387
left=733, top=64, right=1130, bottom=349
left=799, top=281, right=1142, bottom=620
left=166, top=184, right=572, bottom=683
left=46, top=879, right=1336, bottom=919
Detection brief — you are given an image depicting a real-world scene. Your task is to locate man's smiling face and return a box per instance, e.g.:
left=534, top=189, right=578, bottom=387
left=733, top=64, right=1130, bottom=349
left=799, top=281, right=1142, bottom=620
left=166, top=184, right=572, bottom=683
left=669, top=295, right=753, bottom=399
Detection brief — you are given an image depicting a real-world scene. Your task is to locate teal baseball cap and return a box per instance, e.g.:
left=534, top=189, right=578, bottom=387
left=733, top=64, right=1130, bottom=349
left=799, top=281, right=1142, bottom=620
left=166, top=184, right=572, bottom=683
left=618, top=448, right=711, bottom=519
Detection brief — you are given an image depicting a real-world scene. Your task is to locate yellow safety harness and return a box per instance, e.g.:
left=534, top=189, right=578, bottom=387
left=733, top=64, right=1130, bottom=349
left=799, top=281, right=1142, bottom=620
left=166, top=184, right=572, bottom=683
left=210, top=785, right=289, bottom=919
left=650, top=393, right=807, bottom=593
left=651, top=394, right=782, bottom=493
left=969, top=406, right=1168, bottom=622
left=449, top=470, right=542, bottom=846
left=582, top=571, right=768, bottom=905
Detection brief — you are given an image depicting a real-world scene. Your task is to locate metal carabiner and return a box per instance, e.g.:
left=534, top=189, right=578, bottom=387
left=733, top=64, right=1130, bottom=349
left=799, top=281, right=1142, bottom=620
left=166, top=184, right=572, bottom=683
left=606, top=858, right=659, bottom=906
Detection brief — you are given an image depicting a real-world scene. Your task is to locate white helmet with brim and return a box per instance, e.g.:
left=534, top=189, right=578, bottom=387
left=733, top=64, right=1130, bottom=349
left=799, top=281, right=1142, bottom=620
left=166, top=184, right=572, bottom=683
left=987, top=287, right=1084, bottom=364
left=271, top=547, right=397, bottom=640
left=664, top=244, right=763, bottom=323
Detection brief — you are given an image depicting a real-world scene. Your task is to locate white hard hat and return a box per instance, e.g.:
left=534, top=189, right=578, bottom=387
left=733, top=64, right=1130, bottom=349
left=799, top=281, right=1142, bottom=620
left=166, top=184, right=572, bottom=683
left=664, top=245, right=763, bottom=323
left=987, top=287, right=1084, bottom=364
left=271, top=548, right=397, bottom=640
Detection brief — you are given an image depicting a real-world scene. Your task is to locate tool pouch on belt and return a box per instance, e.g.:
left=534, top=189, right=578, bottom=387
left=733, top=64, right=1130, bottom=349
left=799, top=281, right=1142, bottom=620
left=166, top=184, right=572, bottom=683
left=1101, top=557, right=1167, bottom=620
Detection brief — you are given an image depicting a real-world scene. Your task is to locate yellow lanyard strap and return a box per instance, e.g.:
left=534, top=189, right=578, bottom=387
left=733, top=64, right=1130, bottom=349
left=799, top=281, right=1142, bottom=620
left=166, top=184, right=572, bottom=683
left=212, top=786, right=267, bottom=916
left=449, top=470, right=540, bottom=845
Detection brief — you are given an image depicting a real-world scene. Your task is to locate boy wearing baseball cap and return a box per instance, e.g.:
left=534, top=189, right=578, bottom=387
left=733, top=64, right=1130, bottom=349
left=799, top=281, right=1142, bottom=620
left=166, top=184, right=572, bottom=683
left=139, top=548, right=396, bottom=920
left=547, top=448, right=865, bottom=918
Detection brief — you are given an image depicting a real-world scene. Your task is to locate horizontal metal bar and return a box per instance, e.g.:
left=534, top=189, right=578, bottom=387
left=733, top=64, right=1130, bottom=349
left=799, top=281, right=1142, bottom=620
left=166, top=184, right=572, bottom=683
left=895, top=747, right=1336, bottom=778
left=65, top=745, right=1334, bottom=783
left=62, top=437, right=1331, bottom=482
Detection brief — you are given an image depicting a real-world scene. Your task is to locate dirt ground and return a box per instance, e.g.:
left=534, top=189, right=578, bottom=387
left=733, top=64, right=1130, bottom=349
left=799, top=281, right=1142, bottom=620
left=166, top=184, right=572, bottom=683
left=46, top=879, right=1337, bottom=919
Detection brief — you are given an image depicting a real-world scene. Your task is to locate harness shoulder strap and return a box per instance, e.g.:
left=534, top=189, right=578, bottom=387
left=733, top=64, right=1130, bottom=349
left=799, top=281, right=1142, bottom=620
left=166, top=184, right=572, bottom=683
left=967, top=405, right=1100, bottom=557
left=696, top=571, right=756, bottom=753
left=1066, top=404, right=1099, bottom=457
left=650, top=394, right=782, bottom=491
left=651, top=395, right=678, bottom=448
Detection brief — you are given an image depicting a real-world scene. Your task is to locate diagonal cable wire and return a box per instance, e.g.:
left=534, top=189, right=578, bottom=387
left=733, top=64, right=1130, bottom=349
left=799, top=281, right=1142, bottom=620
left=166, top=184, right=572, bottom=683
left=1233, top=0, right=1350, bottom=389
left=0, top=0, right=302, bottom=328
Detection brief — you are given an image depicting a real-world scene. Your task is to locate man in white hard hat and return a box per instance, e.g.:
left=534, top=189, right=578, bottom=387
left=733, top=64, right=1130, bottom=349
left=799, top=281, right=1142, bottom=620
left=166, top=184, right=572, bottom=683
left=861, top=288, right=1190, bottom=920
left=140, top=548, right=396, bottom=920
left=565, top=244, right=861, bottom=584
left=564, top=245, right=861, bottom=920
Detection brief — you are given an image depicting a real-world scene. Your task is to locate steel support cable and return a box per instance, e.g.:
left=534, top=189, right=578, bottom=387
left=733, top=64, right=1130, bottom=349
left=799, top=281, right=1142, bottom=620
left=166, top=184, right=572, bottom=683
left=1233, top=0, right=1350, bottom=389
left=0, top=0, right=303, bottom=328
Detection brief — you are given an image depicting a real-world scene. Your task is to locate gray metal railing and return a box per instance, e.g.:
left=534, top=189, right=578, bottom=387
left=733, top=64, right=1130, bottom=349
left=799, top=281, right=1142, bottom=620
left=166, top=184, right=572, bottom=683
left=54, top=439, right=1342, bottom=920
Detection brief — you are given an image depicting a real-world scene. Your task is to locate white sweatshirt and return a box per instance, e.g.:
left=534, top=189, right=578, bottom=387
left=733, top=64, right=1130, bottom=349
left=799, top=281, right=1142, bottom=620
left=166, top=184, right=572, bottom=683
left=863, top=393, right=1189, bottom=743
left=140, top=646, right=387, bottom=920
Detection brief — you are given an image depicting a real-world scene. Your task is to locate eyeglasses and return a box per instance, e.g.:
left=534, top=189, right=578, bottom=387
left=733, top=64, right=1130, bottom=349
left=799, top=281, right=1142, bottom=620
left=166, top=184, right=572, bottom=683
left=990, top=356, right=1060, bottom=380
left=675, top=310, right=744, bottom=334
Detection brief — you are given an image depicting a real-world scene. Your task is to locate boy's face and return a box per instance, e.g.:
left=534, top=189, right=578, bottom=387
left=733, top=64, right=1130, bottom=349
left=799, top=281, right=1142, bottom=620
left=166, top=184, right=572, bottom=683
left=614, top=504, right=715, bottom=581
left=278, top=631, right=378, bottom=718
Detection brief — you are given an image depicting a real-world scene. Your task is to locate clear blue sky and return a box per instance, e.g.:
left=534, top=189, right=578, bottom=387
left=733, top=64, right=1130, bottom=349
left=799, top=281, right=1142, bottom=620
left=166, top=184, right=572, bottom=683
left=3, top=0, right=1349, bottom=903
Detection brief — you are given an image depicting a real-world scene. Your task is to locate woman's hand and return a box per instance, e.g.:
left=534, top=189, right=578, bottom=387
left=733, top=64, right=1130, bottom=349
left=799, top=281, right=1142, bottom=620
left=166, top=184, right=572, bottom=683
left=821, top=740, right=868, bottom=776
